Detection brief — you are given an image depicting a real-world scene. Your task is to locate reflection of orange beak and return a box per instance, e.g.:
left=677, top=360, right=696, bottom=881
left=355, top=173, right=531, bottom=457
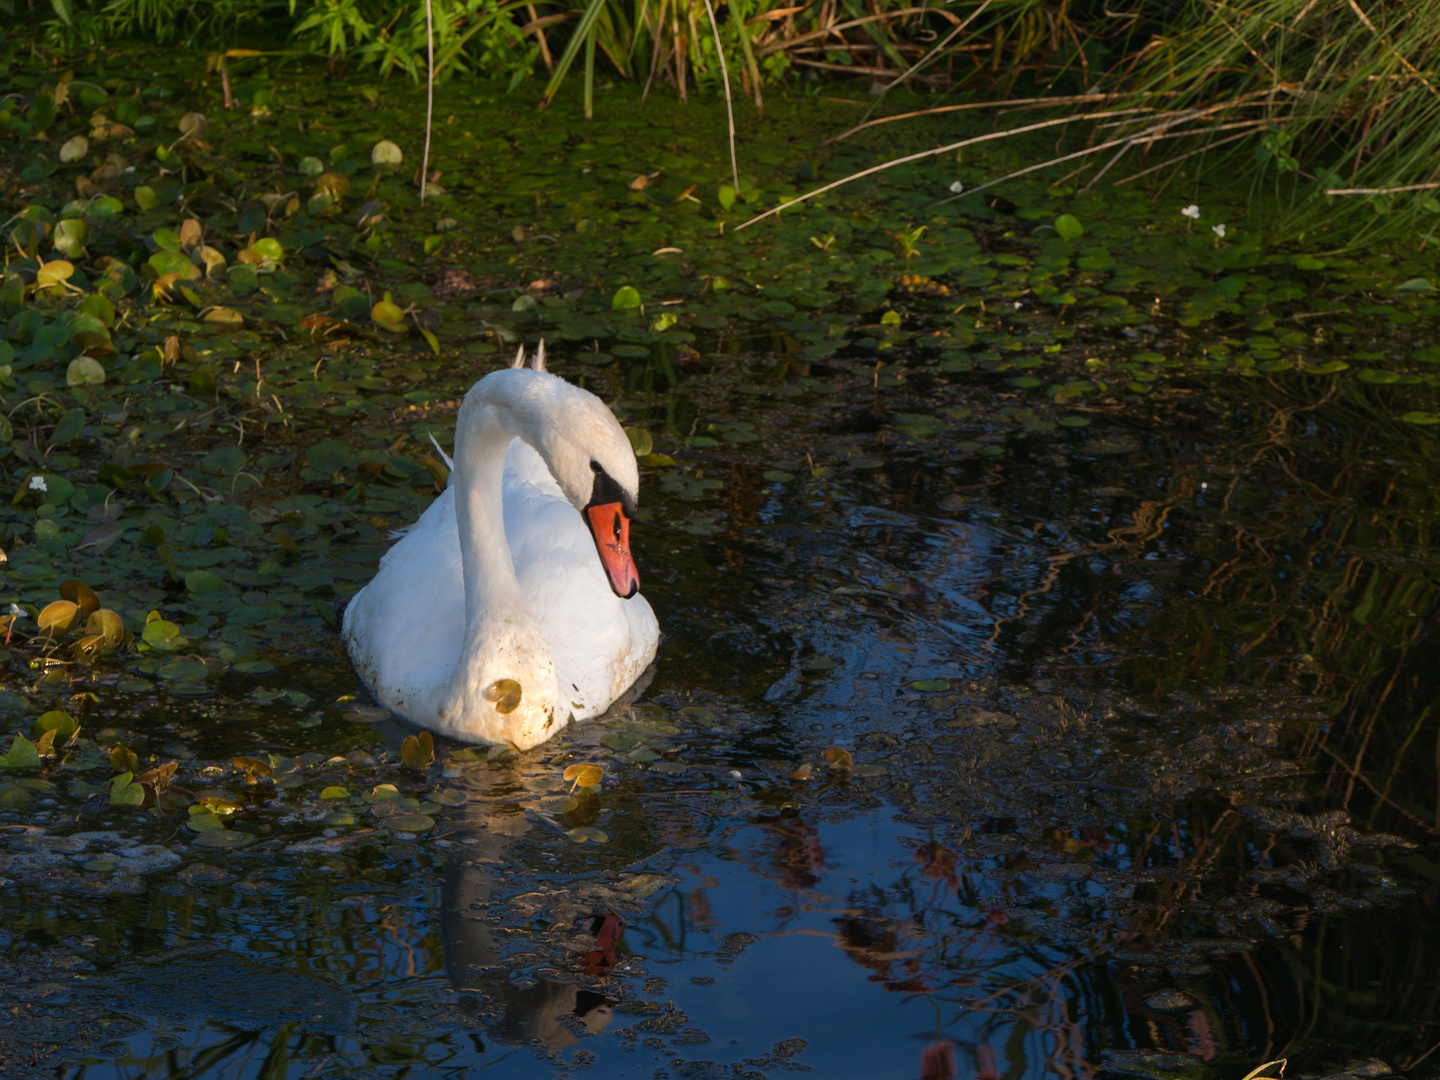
left=584, top=502, right=640, bottom=598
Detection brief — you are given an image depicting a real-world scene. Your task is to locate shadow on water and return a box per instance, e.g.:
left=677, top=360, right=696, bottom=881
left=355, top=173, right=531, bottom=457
left=4, top=338, right=1440, bottom=1079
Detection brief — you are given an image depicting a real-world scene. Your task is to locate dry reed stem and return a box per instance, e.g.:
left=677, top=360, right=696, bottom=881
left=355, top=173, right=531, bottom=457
left=701, top=0, right=740, bottom=193
left=936, top=110, right=1272, bottom=206
left=1112, top=127, right=1257, bottom=185
left=421, top=0, right=434, bottom=205
left=1326, top=181, right=1440, bottom=195
left=820, top=91, right=1147, bottom=147
left=734, top=108, right=1157, bottom=231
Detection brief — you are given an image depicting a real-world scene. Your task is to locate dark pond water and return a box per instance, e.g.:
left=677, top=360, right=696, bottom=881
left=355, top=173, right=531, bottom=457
left=3, top=43, right=1440, bottom=1080
left=4, top=338, right=1439, bottom=1080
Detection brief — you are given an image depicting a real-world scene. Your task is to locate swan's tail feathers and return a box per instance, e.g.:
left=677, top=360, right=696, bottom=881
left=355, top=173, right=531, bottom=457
left=510, top=344, right=526, bottom=369
left=532, top=340, right=547, bottom=372
left=428, top=431, right=456, bottom=475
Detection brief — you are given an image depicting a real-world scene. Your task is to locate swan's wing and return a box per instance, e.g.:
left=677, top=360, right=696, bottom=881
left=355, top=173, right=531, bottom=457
left=343, top=486, right=465, bottom=714
left=502, top=441, right=659, bottom=718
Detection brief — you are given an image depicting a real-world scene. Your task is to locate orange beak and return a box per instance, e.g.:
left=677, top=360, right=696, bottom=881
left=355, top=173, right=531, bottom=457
left=584, top=502, right=640, bottom=598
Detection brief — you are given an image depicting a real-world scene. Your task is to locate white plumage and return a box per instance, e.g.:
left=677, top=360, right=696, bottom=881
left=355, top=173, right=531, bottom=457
left=343, top=348, right=659, bottom=750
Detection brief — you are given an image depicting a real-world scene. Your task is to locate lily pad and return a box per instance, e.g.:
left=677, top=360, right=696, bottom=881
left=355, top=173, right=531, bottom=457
left=194, top=829, right=255, bottom=849
left=385, top=814, right=435, bottom=832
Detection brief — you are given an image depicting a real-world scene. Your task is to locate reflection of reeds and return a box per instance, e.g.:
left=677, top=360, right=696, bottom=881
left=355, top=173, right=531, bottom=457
left=1088, top=379, right=1440, bottom=840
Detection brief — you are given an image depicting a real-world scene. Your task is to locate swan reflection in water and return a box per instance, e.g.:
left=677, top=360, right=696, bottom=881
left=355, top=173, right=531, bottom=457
left=439, top=808, right=617, bottom=1050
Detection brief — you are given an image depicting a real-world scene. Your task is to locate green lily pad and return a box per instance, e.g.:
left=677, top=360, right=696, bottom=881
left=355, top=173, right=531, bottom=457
left=194, top=829, right=255, bottom=849
left=911, top=679, right=951, bottom=692
left=566, top=826, right=610, bottom=844
left=186, top=570, right=232, bottom=595
left=385, top=813, right=435, bottom=832
left=0, top=734, right=41, bottom=769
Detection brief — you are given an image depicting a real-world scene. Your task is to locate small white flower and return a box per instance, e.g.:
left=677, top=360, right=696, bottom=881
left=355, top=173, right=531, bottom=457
left=28, top=475, right=47, bottom=492
left=1181, top=205, right=1201, bottom=220
left=7, top=603, right=21, bottom=619
left=948, top=180, right=964, bottom=194
left=1212, top=223, right=1227, bottom=238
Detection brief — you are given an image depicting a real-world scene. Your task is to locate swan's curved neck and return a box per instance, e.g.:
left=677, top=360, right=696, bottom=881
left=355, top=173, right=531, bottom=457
left=453, top=401, right=525, bottom=620
left=424, top=385, right=559, bottom=744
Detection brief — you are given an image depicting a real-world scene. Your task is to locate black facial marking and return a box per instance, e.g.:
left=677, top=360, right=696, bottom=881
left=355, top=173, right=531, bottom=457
left=585, top=464, right=634, bottom=517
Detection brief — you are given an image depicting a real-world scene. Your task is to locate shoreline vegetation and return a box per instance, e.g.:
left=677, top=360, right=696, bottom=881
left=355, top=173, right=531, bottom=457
left=12, top=0, right=1440, bottom=242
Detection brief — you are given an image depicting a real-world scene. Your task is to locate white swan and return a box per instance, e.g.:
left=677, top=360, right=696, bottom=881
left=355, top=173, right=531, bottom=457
left=342, top=344, right=659, bottom=750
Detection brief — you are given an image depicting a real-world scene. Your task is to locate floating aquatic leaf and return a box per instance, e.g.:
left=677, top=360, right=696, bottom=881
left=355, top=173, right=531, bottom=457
left=187, top=809, right=226, bottom=832
left=59, top=134, right=89, bottom=162
left=315, top=171, right=350, bottom=197
left=401, top=731, right=435, bottom=770
left=35, top=710, right=77, bottom=741
left=194, top=829, right=254, bottom=849
left=110, top=745, right=140, bottom=774
left=109, top=771, right=146, bottom=806
left=37, top=600, right=81, bottom=637
left=484, top=678, right=523, bottom=714
left=142, top=619, right=186, bottom=651
left=186, top=570, right=232, bottom=595
left=564, top=763, right=603, bottom=791
left=67, top=357, right=106, bottom=387
left=1054, top=213, right=1084, bottom=241
left=612, top=285, right=642, bottom=310
left=233, top=756, right=274, bottom=781
left=178, top=111, right=207, bottom=139
left=84, top=608, right=125, bottom=648
left=320, top=786, right=350, bottom=799
left=133, top=185, right=158, bottom=209
left=385, top=813, right=435, bottom=832
left=157, top=659, right=209, bottom=681
left=0, top=734, right=41, bottom=770
left=566, top=826, right=609, bottom=844
left=54, top=218, right=88, bottom=257
left=202, top=306, right=244, bottom=327
left=625, top=427, right=654, bottom=457
left=911, top=679, right=951, bottom=692
left=824, top=746, right=853, bottom=771
left=149, top=250, right=199, bottom=280
left=371, top=139, right=403, bottom=165
left=371, top=300, right=405, bottom=330
left=50, top=408, right=85, bottom=445
left=365, top=783, right=401, bottom=801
